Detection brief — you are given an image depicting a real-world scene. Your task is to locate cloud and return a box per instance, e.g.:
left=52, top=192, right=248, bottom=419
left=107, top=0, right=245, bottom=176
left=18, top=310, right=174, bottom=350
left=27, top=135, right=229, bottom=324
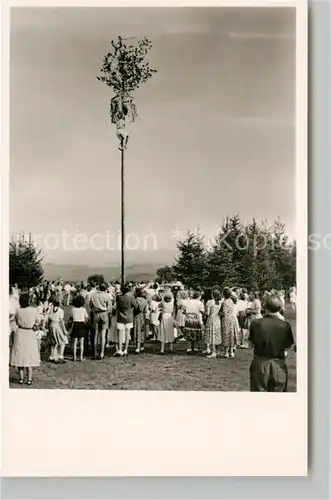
left=229, top=32, right=293, bottom=40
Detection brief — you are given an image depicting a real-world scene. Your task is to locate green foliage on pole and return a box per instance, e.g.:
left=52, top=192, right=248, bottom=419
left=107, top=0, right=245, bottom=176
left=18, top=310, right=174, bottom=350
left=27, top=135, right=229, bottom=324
left=97, top=36, right=157, bottom=96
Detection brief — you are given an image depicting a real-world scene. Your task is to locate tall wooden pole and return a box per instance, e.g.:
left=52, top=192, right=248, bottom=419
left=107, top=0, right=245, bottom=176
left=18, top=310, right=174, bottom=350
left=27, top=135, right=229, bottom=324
left=121, top=141, right=125, bottom=286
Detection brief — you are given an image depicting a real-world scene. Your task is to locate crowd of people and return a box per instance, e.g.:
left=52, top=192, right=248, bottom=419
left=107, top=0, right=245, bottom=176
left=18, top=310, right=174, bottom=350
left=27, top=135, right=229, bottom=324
left=9, top=279, right=297, bottom=391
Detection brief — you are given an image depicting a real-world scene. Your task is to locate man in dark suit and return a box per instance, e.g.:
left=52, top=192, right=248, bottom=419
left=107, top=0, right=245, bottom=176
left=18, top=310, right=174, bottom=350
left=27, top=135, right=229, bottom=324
left=248, top=296, right=295, bottom=392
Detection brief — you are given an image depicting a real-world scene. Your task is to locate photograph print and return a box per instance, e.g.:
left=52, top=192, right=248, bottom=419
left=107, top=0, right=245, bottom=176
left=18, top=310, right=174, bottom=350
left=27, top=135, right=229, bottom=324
left=9, top=6, right=298, bottom=391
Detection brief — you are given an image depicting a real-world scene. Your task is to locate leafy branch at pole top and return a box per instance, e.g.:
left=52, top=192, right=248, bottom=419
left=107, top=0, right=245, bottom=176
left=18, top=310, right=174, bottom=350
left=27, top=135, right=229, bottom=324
left=97, top=35, right=157, bottom=102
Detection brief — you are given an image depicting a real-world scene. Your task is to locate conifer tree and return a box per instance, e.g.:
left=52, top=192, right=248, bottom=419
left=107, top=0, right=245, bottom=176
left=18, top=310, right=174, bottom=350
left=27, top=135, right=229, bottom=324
left=9, top=235, right=44, bottom=289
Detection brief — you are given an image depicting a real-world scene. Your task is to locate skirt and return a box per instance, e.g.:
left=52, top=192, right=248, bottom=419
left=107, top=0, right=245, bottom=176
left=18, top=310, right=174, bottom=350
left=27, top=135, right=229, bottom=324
left=108, top=314, right=118, bottom=343
left=49, top=322, right=68, bottom=346
left=221, top=315, right=239, bottom=347
left=158, top=313, right=174, bottom=343
left=238, top=311, right=247, bottom=329
left=176, top=309, right=186, bottom=328
left=71, top=321, right=87, bottom=339
left=184, top=313, right=203, bottom=342
left=204, top=315, right=222, bottom=345
left=10, top=328, right=41, bottom=367
left=133, top=313, right=146, bottom=344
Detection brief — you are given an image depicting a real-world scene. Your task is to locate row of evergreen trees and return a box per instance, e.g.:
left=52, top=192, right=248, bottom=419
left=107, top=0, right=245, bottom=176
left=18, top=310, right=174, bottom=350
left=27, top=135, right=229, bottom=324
left=10, top=216, right=296, bottom=292
left=156, top=216, right=296, bottom=292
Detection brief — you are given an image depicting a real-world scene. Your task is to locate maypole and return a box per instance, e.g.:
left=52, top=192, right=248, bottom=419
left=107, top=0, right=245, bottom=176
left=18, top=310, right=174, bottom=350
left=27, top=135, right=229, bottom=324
left=97, top=36, right=156, bottom=286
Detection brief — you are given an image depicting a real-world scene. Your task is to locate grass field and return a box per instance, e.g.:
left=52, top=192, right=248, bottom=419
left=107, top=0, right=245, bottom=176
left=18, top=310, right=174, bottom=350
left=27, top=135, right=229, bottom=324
left=9, top=308, right=296, bottom=391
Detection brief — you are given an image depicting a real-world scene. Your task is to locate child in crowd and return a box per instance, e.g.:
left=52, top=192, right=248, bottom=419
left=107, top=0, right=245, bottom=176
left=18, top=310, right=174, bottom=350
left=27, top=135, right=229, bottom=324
left=69, top=296, right=89, bottom=362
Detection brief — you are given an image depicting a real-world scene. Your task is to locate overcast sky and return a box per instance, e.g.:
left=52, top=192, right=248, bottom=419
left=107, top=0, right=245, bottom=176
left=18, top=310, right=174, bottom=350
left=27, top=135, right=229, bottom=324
left=10, top=7, right=295, bottom=265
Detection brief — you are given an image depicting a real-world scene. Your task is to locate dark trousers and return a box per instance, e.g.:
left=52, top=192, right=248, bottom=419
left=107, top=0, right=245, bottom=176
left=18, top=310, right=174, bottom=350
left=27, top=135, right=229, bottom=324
left=249, top=356, right=288, bottom=392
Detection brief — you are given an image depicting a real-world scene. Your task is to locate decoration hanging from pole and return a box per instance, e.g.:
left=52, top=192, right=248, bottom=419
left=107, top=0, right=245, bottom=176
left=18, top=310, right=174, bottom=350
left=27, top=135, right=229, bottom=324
left=97, top=35, right=157, bottom=149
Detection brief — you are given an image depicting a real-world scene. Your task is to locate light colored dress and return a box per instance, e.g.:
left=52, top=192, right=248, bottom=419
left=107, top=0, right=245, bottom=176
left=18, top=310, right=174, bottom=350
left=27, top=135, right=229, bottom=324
left=9, top=296, right=19, bottom=335
left=220, top=298, right=239, bottom=348
left=205, top=299, right=222, bottom=346
left=158, top=300, right=174, bottom=343
left=150, top=300, right=160, bottom=326
left=10, top=307, right=40, bottom=367
left=250, top=299, right=262, bottom=320
left=176, top=298, right=189, bottom=328
left=47, top=306, right=68, bottom=346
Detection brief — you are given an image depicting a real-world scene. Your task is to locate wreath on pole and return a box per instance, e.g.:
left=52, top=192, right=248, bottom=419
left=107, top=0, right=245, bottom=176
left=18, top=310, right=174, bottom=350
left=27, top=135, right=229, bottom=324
left=97, top=36, right=157, bottom=133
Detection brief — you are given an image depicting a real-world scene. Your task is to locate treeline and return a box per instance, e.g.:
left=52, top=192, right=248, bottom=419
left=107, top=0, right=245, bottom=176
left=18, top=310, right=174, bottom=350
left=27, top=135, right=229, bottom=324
left=156, top=215, right=296, bottom=292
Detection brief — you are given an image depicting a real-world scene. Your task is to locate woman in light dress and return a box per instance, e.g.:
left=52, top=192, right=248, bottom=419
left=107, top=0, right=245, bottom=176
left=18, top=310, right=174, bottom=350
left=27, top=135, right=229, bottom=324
left=149, top=294, right=161, bottom=340
left=46, top=300, right=68, bottom=364
left=35, top=299, right=46, bottom=353
left=158, top=292, right=175, bottom=354
left=9, top=285, right=19, bottom=348
left=183, top=291, right=204, bottom=354
left=220, top=288, right=239, bottom=358
left=176, top=290, right=189, bottom=339
left=10, top=293, right=40, bottom=385
left=289, top=287, right=296, bottom=310
left=250, top=292, right=262, bottom=320
left=204, top=289, right=222, bottom=358
left=246, top=291, right=261, bottom=328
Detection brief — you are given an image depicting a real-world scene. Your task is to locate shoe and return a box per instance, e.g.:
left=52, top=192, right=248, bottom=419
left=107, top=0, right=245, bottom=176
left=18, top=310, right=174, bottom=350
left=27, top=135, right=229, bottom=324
left=135, top=349, right=140, bottom=354
left=19, top=379, right=24, bottom=385
left=26, top=380, right=32, bottom=386
left=202, top=350, right=211, bottom=355
left=186, top=349, right=192, bottom=354
left=140, top=346, right=145, bottom=353
left=224, top=352, right=230, bottom=359
left=207, top=353, right=217, bottom=358
left=122, top=350, right=128, bottom=356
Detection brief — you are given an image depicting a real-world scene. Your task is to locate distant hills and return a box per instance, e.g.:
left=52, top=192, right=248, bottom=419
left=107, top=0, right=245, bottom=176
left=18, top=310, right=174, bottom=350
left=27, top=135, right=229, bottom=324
left=44, top=255, right=175, bottom=283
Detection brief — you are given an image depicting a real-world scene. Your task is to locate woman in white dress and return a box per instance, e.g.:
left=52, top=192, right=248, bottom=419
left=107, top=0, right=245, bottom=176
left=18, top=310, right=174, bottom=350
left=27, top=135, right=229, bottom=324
left=149, top=294, right=161, bottom=340
left=176, top=290, right=189, bottom=339
left=46, top=300, right=68, bottom=363
left=10, top=293, right=40, bottom=385
left=250, top=292, right=262, bottom=320
left=204, top=289, right=222, bottom=358
left=158, top=292, right=175, bottom=354
left=289, top=287, right=296, bottom=310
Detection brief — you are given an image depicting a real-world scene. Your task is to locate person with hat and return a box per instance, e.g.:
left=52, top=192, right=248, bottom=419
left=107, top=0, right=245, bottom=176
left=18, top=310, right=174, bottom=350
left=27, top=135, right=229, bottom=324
left=248, top=295, right=295, bottom=392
